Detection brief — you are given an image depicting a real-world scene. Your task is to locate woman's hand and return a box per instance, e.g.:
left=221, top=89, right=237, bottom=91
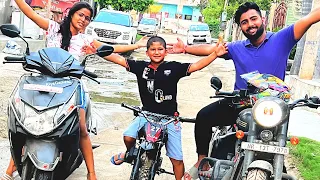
left=135, top=35, right=149, bottom=48
left=82, top=43, right=97, bottom=55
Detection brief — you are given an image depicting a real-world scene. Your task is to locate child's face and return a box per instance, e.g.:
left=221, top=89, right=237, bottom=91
left=146, top=42, right=167, bottom=64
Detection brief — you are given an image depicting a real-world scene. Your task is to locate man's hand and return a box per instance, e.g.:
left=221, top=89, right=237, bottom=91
left=135, top=35, right=149, bottom=48
left=82, top=42, right=97, bottom=55
left=167, top=37, right=185, bottom=54
left=215, top=42, right=228, bottom=56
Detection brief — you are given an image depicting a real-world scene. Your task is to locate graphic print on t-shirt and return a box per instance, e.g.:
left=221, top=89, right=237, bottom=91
left=155, top=89, right=173, bottom=103
left=142, top=67, right=150, bottom=80
left=147, top=79, right=154, bottom=93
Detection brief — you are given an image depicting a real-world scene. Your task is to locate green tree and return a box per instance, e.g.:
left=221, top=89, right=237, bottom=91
left=95, top=0, right=154, bottom=12
left=199, top=0, right=272, bottom=38
left=202, top=0, right=272, bottom=24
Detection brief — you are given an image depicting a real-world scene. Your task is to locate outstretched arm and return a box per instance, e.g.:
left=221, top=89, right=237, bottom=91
left=103, top=53, right=128, bottom=68
left=188, top=42, right=228, bottom=73
left=294, top=6, right=320, bottom=40
left=14, top=0, right=49, bottom=30
left=167, top=38, right=217, bottom=56
left=93, top=36, right=148, bottom=53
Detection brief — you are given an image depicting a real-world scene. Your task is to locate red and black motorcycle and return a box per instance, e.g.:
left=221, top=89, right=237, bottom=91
left=121, top=103, right=195, bottom=180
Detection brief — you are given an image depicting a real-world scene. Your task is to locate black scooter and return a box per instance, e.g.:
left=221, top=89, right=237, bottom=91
left=1, top=24, right=113, bottom=180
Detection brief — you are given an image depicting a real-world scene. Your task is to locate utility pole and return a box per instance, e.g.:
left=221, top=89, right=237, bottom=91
left=219, top=0, right=228, bottom=42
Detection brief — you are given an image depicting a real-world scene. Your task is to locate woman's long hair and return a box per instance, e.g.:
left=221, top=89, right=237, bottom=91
left=59, top=2, right=93, bottom=51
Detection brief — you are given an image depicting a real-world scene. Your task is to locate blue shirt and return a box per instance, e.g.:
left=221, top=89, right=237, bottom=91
left=226, top=25, right=298, bottom=90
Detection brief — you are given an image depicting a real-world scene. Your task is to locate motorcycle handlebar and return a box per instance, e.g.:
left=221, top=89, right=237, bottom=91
left=289, top=98, right=320, bottom=109
left=4, top=56, right=24, bottom=62
left=121, top=103, right=196, bottom=123
left=83, top=69, right=98, bottom=78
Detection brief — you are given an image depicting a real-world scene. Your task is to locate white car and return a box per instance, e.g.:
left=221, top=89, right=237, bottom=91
left=85, top=9, right=137, bottom=45
left=137, top=18, right=159, bottom=36
left=187, top=23, right=212, bottom=45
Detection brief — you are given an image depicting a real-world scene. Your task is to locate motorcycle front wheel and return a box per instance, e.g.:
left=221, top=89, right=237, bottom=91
left=246, top=169, right=269, bottom=180
left=138, top=152, right=154, bottom=180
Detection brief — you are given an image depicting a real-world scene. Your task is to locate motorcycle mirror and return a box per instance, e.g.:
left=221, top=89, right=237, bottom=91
left=96, top=45, right=114, bottom=57
left=210, top=76, right=222, bottom=91
left=0, top=24, right=20, bottom=38
left=309, top=96, right=320, bottom=104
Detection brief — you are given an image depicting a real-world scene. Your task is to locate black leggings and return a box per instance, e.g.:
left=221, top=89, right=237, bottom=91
left=195, top=99, right=241, bottom=155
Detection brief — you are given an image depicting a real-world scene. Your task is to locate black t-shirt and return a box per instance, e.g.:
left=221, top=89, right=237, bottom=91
left=126, top=59, right=191, bottom=115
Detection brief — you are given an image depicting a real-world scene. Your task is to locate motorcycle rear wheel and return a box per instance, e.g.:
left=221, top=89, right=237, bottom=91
left=138, top=152, right=154, bottom=180
left=246, top=169, right=269, bottom=180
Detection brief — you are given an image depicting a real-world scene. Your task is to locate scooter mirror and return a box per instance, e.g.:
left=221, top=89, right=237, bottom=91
left=96, top=45, right=114, bottom=57
left=210, top=76, right=222, bottom=91
left=0, top=24, right=20, bottom=38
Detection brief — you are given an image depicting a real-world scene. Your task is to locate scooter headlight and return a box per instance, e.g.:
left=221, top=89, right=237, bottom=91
left=21, top=93, right=77, bottom=136
left=252, top=97, right=289, bottom=128
left=23, top=106, right=58, bottom=136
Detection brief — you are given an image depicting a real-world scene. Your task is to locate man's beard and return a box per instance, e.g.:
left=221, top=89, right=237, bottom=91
left=242, top=24, right=265, bottom=41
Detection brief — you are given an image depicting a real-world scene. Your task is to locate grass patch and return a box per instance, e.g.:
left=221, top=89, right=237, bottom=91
left=114, top=92, right=137, bottom=99
left=128, top=79, right=137, bottom=83
left=136, top=34, right=143, bottom=41
left=90, top=92, right=140, bottom=106
left=288, top=137, right=320, bottom=180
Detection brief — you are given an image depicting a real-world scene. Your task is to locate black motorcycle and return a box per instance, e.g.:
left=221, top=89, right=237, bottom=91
left=1, top=24, right=114, bottom=180
left=198, top=75, right=320, bottom=180
left=121, top=103, right=195, bottom=180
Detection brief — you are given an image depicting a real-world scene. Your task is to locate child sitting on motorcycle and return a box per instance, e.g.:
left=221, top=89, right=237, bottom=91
left=103, top=36, right=228, bottom=179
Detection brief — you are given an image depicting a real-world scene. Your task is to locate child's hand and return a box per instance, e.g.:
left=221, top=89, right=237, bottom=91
left=135, top=35, right=149, bottom=48
left=215, top=42, right=228, bottom=56
left=82, top=43, right=97, bottom=55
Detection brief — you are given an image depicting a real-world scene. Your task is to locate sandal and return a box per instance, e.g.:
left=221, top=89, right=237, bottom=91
left=110, top=152, right=125, bottom=166
left=0, top=173, right=13, bottom=180
left=184, top=166, right=198, bottom=180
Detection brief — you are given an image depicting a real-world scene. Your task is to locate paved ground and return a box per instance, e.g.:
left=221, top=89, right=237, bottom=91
left=0, top=33, right=318, bottom=179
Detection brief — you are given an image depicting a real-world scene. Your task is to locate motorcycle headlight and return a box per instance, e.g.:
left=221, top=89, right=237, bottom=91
left=252, top=97, right=289, bottom=128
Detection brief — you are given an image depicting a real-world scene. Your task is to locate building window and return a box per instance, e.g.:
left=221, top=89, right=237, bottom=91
left=185, top=15, right=192, bottom=20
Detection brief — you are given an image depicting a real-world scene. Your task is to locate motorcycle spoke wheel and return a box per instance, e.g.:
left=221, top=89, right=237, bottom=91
left=138, top=152, right=154, bottom=180
left=246, top=169, right=269, bottom=180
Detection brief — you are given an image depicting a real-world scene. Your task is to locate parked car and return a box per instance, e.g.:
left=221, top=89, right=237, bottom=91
left=137, top=17, right=159, bottom=36
left=85, top=9, right=137, bottom=45
left=187, top=23, right=212, bottom=45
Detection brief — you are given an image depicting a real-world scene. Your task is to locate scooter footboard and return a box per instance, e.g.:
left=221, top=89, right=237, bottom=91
left=23, top=139, right=60, bottom=171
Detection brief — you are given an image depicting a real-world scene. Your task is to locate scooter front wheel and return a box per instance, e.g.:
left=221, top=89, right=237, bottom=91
left=21, top=157, right=54, bottom=180
left=21, top=158, right=34, bottom=180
